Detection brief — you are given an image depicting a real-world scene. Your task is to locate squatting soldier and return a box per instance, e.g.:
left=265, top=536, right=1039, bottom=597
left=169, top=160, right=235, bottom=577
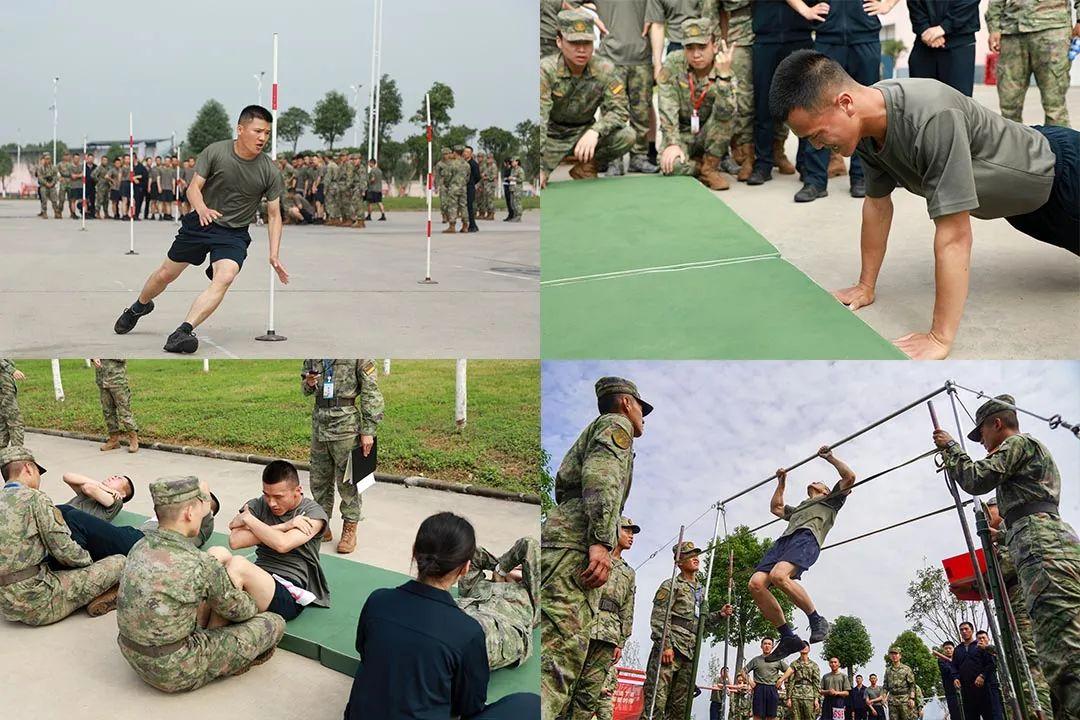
left=93, top=359, right=139, bottom=453
left=567, top=516, right=639, bottom=720
left=442, top=146, right=469, bottom=234
left=988, top=0, right=1076, bottom=127
left=0, top=360, right=25, bottom=447
left=778, top=642, right=821, bottom=720
left=540, top=10, right=634, bottom=184
left=935, top=394, right=1080, bottom=718
left=656, top=18, right=737, bottom=190
left=0, top=446, right=125, bottom=625
left=92, top=157, right=112, bottom=219
left=37, top=155, right=61, bottom=218
left=541, top=377, right=652, bottom=720
left=302, top=359, right=384, bottom=555
left=116, top=476, right=285, bottom=692
left=883, top=646, right=918, bottom=720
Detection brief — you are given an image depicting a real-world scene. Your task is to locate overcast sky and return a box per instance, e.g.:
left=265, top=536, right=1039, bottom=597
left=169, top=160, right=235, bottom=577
left=4, top=0, right=537, bottom=150
left=542, top=361, right=1079, bottom=717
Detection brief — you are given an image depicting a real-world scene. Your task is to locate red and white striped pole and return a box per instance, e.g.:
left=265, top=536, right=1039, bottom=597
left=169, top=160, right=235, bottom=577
left=126, top=112, right=137, bottom=255
left=257, top=32, right=286, bottom=341
left=174, top=132, right=180, bottom=224
left=79, top=135, right=86, bottom=231
left=419, top=93, right=437, bottom=285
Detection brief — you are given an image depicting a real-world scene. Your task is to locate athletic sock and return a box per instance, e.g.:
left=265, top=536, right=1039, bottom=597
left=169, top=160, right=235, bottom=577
left=178, top=322, right=194, bottom=334
left=778, top=623, right=796, bottom=639
left=807, top=611, right=822, bottom=625
left=131, top=299, right=150, bottom=313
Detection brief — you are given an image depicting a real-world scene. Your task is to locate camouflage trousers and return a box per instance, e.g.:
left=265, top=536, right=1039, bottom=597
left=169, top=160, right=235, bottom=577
left=541, top=546, right=599, bottom=720
left=664, top=114, right=734, bottom=178
left=888, top=699, right=915, bottom=720
left=642, top=645, right=694, bottom=720
left=0, top=556, right=125, bottom=626
left=1005, top=574, right=1054, bottom=717
left=0, top=374, right=24, bottom=447
left=99, top=385, right=137, bottom=434
left=445, top=187, right=467, bottom=222
left=119, top=611, right=285, bottom=693
left=310, top=435, right=361, bottom=522
left=345, top=187, right=365, bottom=220
left=542, top=124, right=635, bottom=174
left=39, top=185, right=61, bottom=215
left=477, top=181, right=493, bottom=215
left=730, top=45, right=755, bottom=146
left=438, top=188, right=450, bottom=222
left=458, top=537, right=537, bottom=671
left=1007, top=513, right=1080, bottom=719
left=542, top=38, right=559, bottom=59
left=96, top=184, right=112, bottom=214
left=996, top=27, right=1072, bottom=127
left=613, top=63, right=654, bottom=157
left=788, top=696, right=817, bottom=720
left=566, top=638, right=618, bottom=720
left=325, top=188, right=341, bottom=219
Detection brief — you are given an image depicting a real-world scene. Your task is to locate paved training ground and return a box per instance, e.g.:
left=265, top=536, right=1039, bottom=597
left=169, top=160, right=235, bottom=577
left=0, top=206, right=538, bottom=358
left=544, top=86, right=1078, bottom=360
left=0, top=431, right=540, bottom=720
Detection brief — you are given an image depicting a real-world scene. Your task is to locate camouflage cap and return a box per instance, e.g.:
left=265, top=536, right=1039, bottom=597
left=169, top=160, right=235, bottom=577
left=620, top=515, right=641, bottom=534
left=967, top=394, right=1016, bottom=441
left=595, top=376, right=653, bottom=416
left=888, top=646, right=901, bottom=653
left=149, top=476, right=208, bottom=507
left=0, top=446, right=46, bottom=475
left=681, top=18, right=714, bottom=45
left=673, top=540, right=704, bottom=559
left=558, top=9, right=595, bottom=42
left=453, top=144, right=465, bottom=152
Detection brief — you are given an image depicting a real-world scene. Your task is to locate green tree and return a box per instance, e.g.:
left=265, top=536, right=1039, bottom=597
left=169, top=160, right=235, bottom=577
left=402, top=133, right=431, bottom=182
left=0, top=152, right=13, bottom=196
left=478, top=126, right=520, bottom=165
left=412, top=81, right=455, bottom=133
left=539, top=447, right=555, bottom=517
left=186, top=99, right=232, bottom=155
left=515, top=119, right=542, bottom=184
left=821, top=615, right=874, bottom=681
left=905, top=563, right=986, bottom=648
left=440, top=124, right=476, bottom=152
left=105, top=144, right=126, bottom=163
left=887, top=630, right=942, bottom=698
left=277, top=106, right=311, bottom=154
left=362, top=74, right=404, bottom=152
left=702, top=526, right=796, bottom=673
left=377, top=139, right=405, bottom=185
left=312, top=91, right=355, bottom=150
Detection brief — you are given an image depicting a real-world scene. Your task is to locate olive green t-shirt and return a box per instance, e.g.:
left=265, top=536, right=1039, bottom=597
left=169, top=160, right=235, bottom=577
left=822, top=671, right=852, bottom=693
left=645, top=0, right=703, bottom=43
left=64, top=493, right=122, bottom=522
left=781, top=480, right=848, bottom=547
left=596, top=0, right=651, bottom=66
left=745, top=654, right=789, bottom=684
left=856, top=79, right=1056, bottom=220
left=193, top=139, right=285, bottom=228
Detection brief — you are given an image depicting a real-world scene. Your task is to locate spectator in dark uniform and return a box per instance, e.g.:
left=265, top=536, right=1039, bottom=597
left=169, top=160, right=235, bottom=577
left=133, top=156, right=148, bottom=220
left=464, top=145, right=481, bottom=233
left=952, top=622, right=994, bottom=720
left=932, top=641, right=964, bottom=720
left=908, top=0, right=980, bottom=97
left=976, top=631, right=1005, bottom=720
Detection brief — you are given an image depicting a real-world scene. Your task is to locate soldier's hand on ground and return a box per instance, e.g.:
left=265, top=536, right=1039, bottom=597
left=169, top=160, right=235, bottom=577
left=800, top=2, right=830, bottom=21
left=932, top=429, right=953, bottom=448
left=574, top=130, right=600, bottom=163
left=613, top=646, right=622, bottom=663
left=12, top=370, right=25, bottom=380
left=580, top=543, right=612, bottom=588
left=660, top=145, right=685, bottom=175
left=893, top=331, right=950, bottom=360
left=832, top=282, right=875, bottom=311
left=988, top=31, right=1001, bottom=52
left=715, top=40, right=735, bottom=76
left=197, top=206, right=222, bottom=227
left=360, top=434, right=374, bottom=457
left=270, top=256, right=289, bottom=284
left=661, top=648, right=675, bottom=665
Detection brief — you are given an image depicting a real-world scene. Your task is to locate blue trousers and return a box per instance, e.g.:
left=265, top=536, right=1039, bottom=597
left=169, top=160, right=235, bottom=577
left=908, top=41, right=976, bottom=97
left=753, top=39, right=813, bottom=175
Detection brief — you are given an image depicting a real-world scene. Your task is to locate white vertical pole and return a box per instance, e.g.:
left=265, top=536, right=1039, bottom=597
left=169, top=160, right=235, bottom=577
left=126, top=113, right=136, bottom=255
left=257, top=32, right=285, bottom=342
left=202, top=359, right=210, bottom=373
left=367, top=0, right=378, bottom=158
left=50, top=359, right=65, bottom=401
left=382, top=358, right=390, bottom=375
left=52, top=77, right=59, bottom=164
left=80, top=136, right=86, bottom=230
left=455, top=359, right=467, bottom=429
left=419, top=93, right=436, bottom=285
left=174, top=135, right=181, bottom=224
left=373, top=0, right=384, bottom=162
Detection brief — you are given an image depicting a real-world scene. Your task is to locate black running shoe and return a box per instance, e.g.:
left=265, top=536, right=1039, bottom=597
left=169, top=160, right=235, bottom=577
left=114, top=301, right=155, bottom=334
left=809, top=616, right=831, bottom=643
left=163, top=327, right=199, bottom=354
left=765, top=634, right=806, bottom=662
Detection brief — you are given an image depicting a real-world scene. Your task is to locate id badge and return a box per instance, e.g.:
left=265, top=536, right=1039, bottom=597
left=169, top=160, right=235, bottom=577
left=323, top=381, right=334, bottom=399
left=691, top=110, right=700, bottom=135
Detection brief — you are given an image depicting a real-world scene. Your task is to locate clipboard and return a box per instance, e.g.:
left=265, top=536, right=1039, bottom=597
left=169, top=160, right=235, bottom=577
left=348, top=437, right=378, bottom=494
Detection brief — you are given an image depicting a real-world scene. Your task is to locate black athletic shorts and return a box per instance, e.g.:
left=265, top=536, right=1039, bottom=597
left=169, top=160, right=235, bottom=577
left=67, top=188, right=81, bottom=200
left=755, top=528, right=821, bottom=579
left=1005, top=125, right=1079, bottom=255
left=148, top=188, right=159, bottom=200
left=167, top=211, right=252, bottom=270
left=267, top=577, right=305, bottom=621
left=314, top=187, right=325, bottom=203
left=119, top=181, right=131, bottom=196
left=110, top=189, right=121, bottom=202
left=752, top=684, right=779, bottom=718
left=159, top=190, right=175, bottom=202
left=366, top=190, right=383, bottom=203
left=179, top=190, right=188, bottom=203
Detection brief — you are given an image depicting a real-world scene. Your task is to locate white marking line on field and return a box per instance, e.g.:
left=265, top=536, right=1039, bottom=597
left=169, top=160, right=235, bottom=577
left=112, top=280, right=135, bottom=292
left=540, top=253, right=782, bottom=287
left=198, top=336, right=240, bottom=359
left=482, top=269, right=537, bottom=282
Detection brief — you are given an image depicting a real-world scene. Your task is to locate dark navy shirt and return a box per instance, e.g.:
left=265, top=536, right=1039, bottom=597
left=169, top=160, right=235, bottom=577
left=345, top=580, right=491, bottom=720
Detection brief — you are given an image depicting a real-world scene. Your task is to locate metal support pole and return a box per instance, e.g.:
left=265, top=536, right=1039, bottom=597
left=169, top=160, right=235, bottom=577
left=367, top=0, right=378, bottom=159
left=50, top=359, right=65, bottom=401
left=256, top=32, right=286, bottom=342
left=80, top=136, right=86, bottom=230
left=126, top=113, right=136, bottom=255
left=646, top=526, right=685, bottom=720
left=373, top=0, right=384, bottom=162
left=52, top=77, right=59, bottom=164
left=687, top=505, right=725, bottom=720
left=419, top=93, right=437, bottom=284
left=455, top=359, right=467, bottom=429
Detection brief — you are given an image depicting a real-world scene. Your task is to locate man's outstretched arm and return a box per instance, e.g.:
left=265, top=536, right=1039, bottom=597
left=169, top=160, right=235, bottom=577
left=770, top=468, right=788, bottom=518
left=834, top=194, right=893, bottom=311
left=820, top=447, right=856, bottom=490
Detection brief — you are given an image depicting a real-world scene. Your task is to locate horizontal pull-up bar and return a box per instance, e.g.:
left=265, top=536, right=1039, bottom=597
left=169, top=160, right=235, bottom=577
left=718, top=385, right=950, bottom=507
left=948, top=381, right=1080, bottom=438
left=821, top=499, right=973, bottom=551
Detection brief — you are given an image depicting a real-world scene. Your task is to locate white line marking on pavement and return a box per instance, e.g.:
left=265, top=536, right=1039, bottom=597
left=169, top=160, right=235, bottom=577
left=198, top=336, right=240, bottom=359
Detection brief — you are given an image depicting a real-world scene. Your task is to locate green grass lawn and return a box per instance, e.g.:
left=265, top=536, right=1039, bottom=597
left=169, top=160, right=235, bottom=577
left=14, top=360, right=540, bottom=496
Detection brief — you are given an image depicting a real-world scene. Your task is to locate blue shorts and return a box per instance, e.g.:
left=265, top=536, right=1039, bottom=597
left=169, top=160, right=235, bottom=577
left=1005, top=125, right=1079, bottom=255
left=755, top=528, right=821, bottom=579
left=266, top=577, right=304, bottom=621
left=167, top=211, right=251, bottom=270
left=752, top=683, right=779, bottom=718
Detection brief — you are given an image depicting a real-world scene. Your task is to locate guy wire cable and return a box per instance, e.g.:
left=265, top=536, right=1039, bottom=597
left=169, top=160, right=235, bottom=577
left=949, top=380, right=1080, bottom=438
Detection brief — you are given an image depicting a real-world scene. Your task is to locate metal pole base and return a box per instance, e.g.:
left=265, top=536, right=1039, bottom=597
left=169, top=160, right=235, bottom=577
left=125, top=250, right=138, bottom=255
left=417, top=278, right=439, bottom=285
left=255, top=330, right=287, bottom=342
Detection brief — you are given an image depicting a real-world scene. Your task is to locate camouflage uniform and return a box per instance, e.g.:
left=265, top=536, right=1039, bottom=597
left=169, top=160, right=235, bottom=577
left=486, top=156, right=502, bottom=212
left=280, top=162, right=297, bottom=193
left=883, top=660, right=917, bottom=720
left=994, top=537, right=1054, bottom=715
left=37, top=161, right=61, bottom=216
left=567, top=550, right=637, bottom=720
left=702, top=1, right=756, bottom=146
left=643, top=562, right=704, bottom=720
left=57, top=159, right=75, bottom=209
left=95, top=360, right=137, bottom=435
left=92, top=162, right=111, bottom=214
left=302, top=359, right=384, bottom=523
left=457, top=536, right=539, bottom=671
left=786, top=656, right=821, bottom=720
left=540, top=11, right=634, bottom=174
left=444, top=152, right=469, bottom=224
left=541, top=376, right=646, bottom=720
left=0, top=449, right=125, bottom=626
left=117, top=476, right=285, bottom=692
left=730, top=687, right=752, bottom=719
left=510, top=165, right=526, bottom=218
left=656, top=43, right=735, bottom=177
left=541, top=0, right=568, bottom=58
left=942, top=410, right=1080, bottom=718
left=323, top=160, right=341, bottom=221
left=0, top=360, right=24, bottom=448
left=476, top=156, right=492, bottom=218
left=594, top=0, right=654, bottom=164
left=435, top=150, right=451, bottom=223
left=347, top=159, right=367, bottom=221
left=987, top=0, right=1077, bottom=127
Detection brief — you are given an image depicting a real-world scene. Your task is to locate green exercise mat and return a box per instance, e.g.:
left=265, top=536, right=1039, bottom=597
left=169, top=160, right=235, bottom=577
left=542, top=258, right=905, bottom=359
left=113, top=511, right=539, bottom=700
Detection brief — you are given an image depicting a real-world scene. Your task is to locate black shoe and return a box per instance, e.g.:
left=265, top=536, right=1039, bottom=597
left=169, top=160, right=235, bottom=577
left=765, top=634, right=806, bottom=662
left=746, top=167, right=773, bottom=186
left=378, top=215, right=386, bottom=221
left=365, top=214, right=372, bottom=221
left=849, top=178, right=866, bottom=198
left=163, top=327, right=199, bottom=354
left=113, top=301, right=155, bottom=334
left=794, top=183, right=828, bottom=203
left=468, top=226, right=480, bottom=232
left=809, top=616, right=831, bottom=643
left=720, top=153, right=741, bottom=175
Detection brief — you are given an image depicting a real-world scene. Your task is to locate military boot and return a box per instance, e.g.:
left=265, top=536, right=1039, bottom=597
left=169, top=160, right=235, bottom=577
left=337, top=520, right=357, bottom=553
left=322, top=526, right=333, bottom=543
left=233, top=646, right=276, bottom=676
left=86, top=584, right=120, bottom=617
left=100, top=433, right=121, bottom=451
left=442, top=222, right=456, bottom=234
left=697, top=155, right=730, bottom=191
left=828, top=151, right=847, bottom=178
left=735, top=143, right=755, bottom=181
left=773, top=139, right=796, bottom=175
left=127, top=431, right=139, bottom=453
left=569, top=160, right=597, bottom=180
